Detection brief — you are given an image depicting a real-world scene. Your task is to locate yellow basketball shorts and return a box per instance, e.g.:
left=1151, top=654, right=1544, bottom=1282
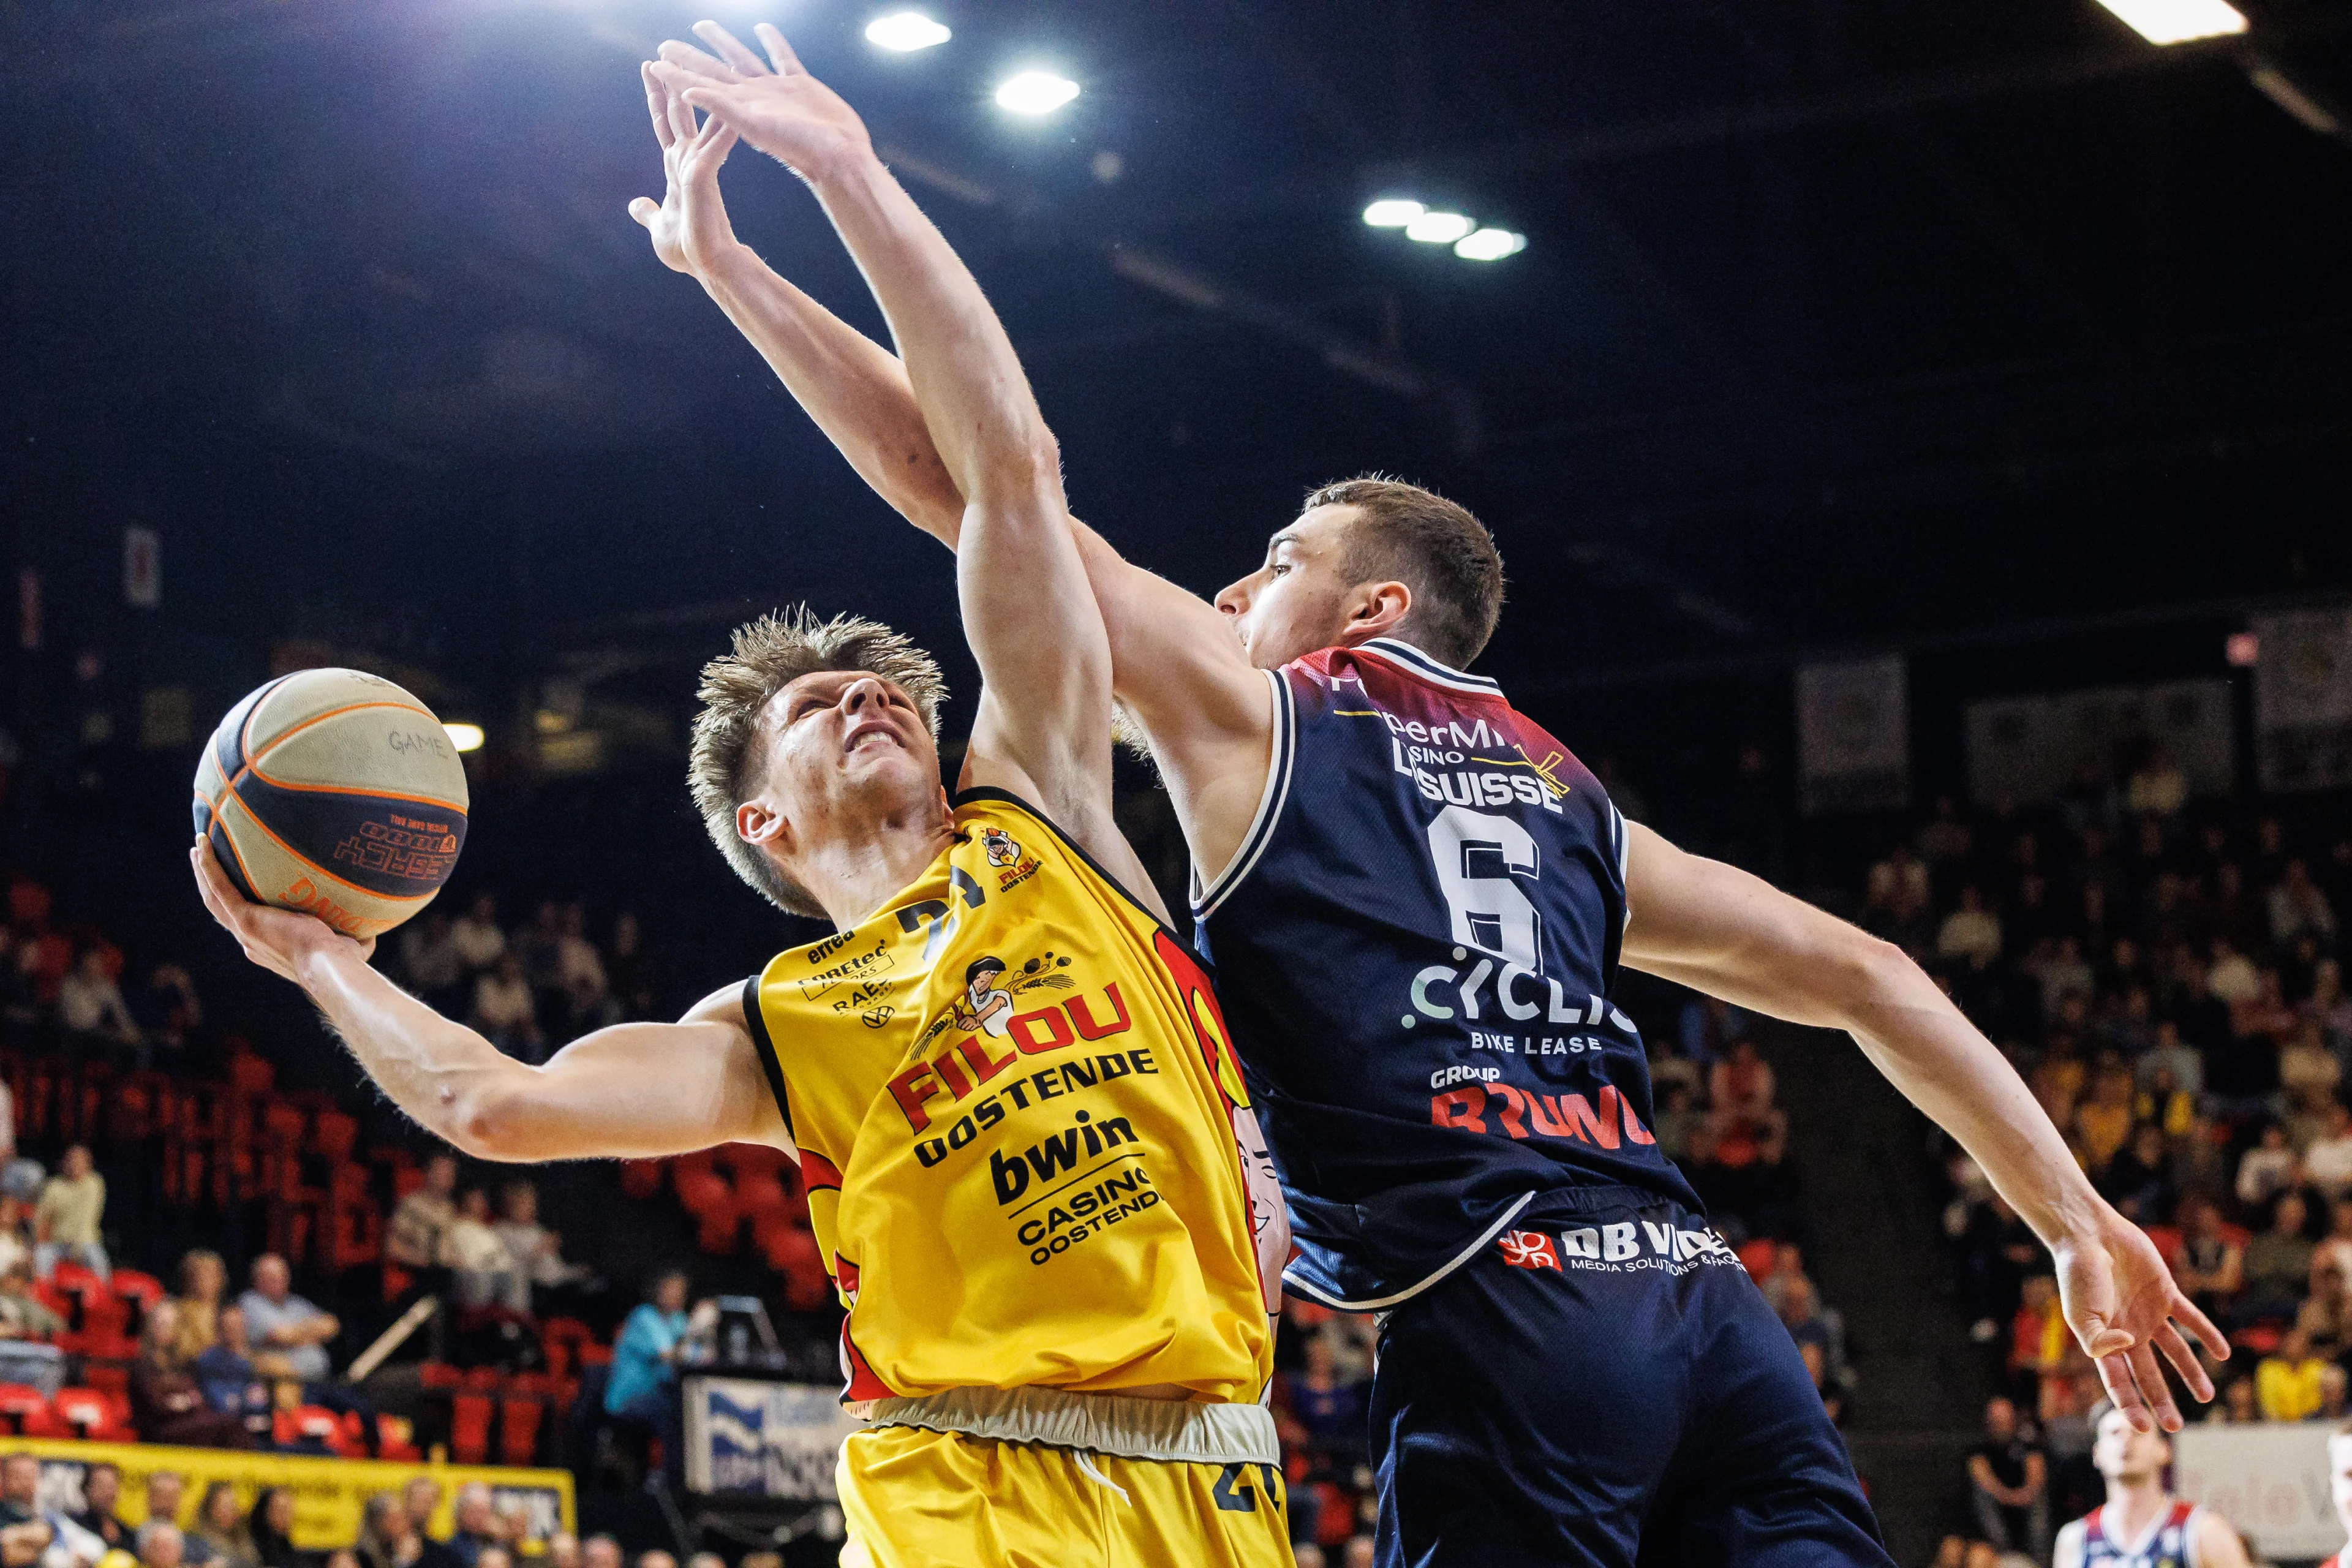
left=835, top=1423, right=1294, bottom=1568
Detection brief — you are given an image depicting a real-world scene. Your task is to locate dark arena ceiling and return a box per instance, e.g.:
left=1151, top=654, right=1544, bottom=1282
left=5, top=0, right=2350, bottom=706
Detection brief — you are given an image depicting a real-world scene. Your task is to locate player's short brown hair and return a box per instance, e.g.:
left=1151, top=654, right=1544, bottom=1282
left=688, top=607, right=948, bottom=918
left=1306, top=476, right=1505, bottom=669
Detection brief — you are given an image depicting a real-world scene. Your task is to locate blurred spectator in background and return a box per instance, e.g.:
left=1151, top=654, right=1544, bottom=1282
left=2309, top=1103, right=2352, bottom=1200
left=1967, top=1396, right=2049, bottom=1559
left=387, top=1155, right=459, bottom=1274
left=32, top=1145, right=105, bottom=1281
left=244, top=1493, right=296, bottom=1568
left=190, top=1303, right=273, bottom=1445
left=238, top=1255, right=337, bottom=1382
left=2256, top=1326, right=2327, bottom=1422
left=1285, top=1333, right=1369, bottom=1468
left=2296, top=1257, right=2352, bottom=1359
left=57, top=951, right=139, bottom=1059
left=69, top=1464, right=126, bottom=1554
left=188, top=1484, right=255, bottom=1568
left=354, top=1498, right=417, bottom=1568
left=0, top=1450, right=102, bottom=1568
left=605, top=914, right=655, bottom=1022
left=493, top=1182, right=593, bottom=1310
left=439, top=1191, right=528, bottom=1316
left=2170, top=1200, right=2242, bottom=1322
left=470, top=957, right=540, bottom=1062
left=135, top=1525, right=183, bottom=1568
left=448, top=895, right=505, bottom=978
left=606, top=1272, right=696, bottom=1487
left=0, top=1259, right=64, bottom=1340
left=541, top=1537, right=577, bottom=1568
left=555, top=907, right=612, bottom=1035
left=2269, top=860, right=2337, bottom=948
left=130, top=1302, right=249, bottom=1449
left=1937, top=887, right=2003, bottom=970
left=2236, top=1125, right=2300, bottom=1212
left=578, top=1539, right=619, bottom=1568
left=172, top=1251, right=226, bottom=1362
left=631, top=1554, right=672, bottom=1568
left=142, top=1476, right=192, bottom=1561
left=2240, top=1194, right=2314, bottom=1324
left=131, top=964, right=202, bottom=1061
left=445, top=1487, right=500, bottom=1568
left=399, top=914, right=466, bottom=1017
left=397, top=1479, right=458, bottom=1568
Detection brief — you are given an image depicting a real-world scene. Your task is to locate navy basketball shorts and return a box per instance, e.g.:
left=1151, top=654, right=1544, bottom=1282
left=1367, top=1185, right=1894, bottom=1568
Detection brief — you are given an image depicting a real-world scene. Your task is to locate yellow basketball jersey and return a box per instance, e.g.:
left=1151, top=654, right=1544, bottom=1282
left=742, top=789, right=1285, bottom=1408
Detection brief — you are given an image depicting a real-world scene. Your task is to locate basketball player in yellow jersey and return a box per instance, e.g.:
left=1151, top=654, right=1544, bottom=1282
left=186, top=34, right=1291, bottom=1565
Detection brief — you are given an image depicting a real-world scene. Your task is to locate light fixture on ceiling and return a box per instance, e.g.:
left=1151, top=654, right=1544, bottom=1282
left=2094, top=0, right=2248, bottom=45
left=1362, top=199, right=1425, bottom=228
left=1403, top=211, right=1474, bottom=244
left=996, top=70, right=1080, bottom=115
left=865, top=12, right=951, bottom=51
left=1453, top=228, right=1526, bottom=261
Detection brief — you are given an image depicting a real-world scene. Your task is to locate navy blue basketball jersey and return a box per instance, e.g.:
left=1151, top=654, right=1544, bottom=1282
left=1193, top=638, right=1698, bottom=1308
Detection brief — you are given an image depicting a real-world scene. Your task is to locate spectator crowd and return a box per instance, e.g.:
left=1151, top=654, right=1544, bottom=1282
left=1841, top=770, right=2352, bottom=1562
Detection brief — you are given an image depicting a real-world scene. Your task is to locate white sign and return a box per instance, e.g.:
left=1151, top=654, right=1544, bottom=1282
left=682, top=1376, right=864, bottom=1501
left=1796, top=656, right=1909, bottom=815
left=2174, top=1422, right=2339, bottom=1559
left=2254, top=607, right=2352, bottom=792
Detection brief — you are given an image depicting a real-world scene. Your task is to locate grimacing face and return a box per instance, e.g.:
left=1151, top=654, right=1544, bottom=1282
left=2090, top=1406, right=2170, bottom=1482
left=737, top=670, right=945, bottom=868
left=1215, top=505, right=1403, bottom=672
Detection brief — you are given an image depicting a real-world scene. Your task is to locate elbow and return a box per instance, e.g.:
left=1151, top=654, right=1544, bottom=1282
left=966, top=434, right=1063, bottom=508
left=444, top=1080, right=532, bottom=1163
left=1830, top=932, right=1914, bottom=1028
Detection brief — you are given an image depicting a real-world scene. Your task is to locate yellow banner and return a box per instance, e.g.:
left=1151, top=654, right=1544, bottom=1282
left=0, top=1438, right=575, bottom=1554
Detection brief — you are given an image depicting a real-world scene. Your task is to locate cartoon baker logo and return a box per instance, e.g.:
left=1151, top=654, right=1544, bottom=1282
left=952, top=957, right=1016, bottom=1036
left=947, top=952, right=1076, bottom=1037
left=981, top=826, right=1022, bottom=867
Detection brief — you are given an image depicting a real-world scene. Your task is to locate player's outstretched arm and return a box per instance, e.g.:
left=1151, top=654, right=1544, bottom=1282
left=629, top=62, right=962, bottom=545
left=655, top=27, right=1160, bottom=884
left=644, top=28, right=1273, bottom=878
left=192, top=843, right=783, bottom=1162
left=1616, top=820, right=2228, bottom=1433
left=2191, top=1512, right=2253, bottom=1568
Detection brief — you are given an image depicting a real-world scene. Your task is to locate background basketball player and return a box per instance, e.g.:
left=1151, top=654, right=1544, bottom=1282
left=2051, top=1404, right=2248, bottom=1568
left=644, top=22, right=2225, bottom=1564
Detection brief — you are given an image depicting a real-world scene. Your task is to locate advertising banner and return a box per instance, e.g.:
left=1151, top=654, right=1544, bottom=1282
left=2173, top=1421, right=2338, bottom=1561
left=1965, top=679, right=2233, bottom=809
left=0, top=1438, right=573, bottom=1555
left=682, top=1377, right=862, bottom=1502
left=1795, top=656, right=1909, bottom=816
left=2254, top=607, right=2352, bottom=792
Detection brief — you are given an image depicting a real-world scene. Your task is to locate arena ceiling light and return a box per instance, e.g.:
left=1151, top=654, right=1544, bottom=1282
left=995, top=70, right=1080, bottom=116
left=1362, top=199, right=1425, bottom=228
left=865, top=12, right=951, bottom=52
left=1453, top=228, right=1526, bottom=262
left=1403, top=211, right=1474, bottom=244
left=443, top=723, right=486, bottom=753
left=2093, top=0, right=2248, bottom=44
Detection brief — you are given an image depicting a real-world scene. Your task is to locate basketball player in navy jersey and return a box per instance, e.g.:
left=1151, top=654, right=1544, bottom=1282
left=642, top=28, right=2228, bottom=1564
left=2051, top=1404, right=2248, bottom=1568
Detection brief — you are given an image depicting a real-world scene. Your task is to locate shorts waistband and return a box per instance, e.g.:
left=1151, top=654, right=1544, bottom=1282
left=865, top=1385, right=1280, bottom=1466
left=1520, top=1182, right=1698, bottom=1219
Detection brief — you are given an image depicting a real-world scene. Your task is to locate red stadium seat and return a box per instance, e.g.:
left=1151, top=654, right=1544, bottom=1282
left=0, top=1386, right=53, bottom=1438
left=1737, top=1240, right=1776, bottom=1280
left=450, top=1393, right=494, bottom=1464
left=499, top=1396, right=545, bottom=1467
left=53, top=1387, right=134, bottom=1442
left=619, top=1159, right=666, bottom=1200
left=375, top=1414, right=423, bottom=1463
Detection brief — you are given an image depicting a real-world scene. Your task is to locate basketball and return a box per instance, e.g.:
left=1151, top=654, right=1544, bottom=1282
left=193, top=668, right=470, bottom=940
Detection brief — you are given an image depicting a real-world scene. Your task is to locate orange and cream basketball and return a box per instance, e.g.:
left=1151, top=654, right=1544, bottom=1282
left=194, top=668, right=469, bottom=940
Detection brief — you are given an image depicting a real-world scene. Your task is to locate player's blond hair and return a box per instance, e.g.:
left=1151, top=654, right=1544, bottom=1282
left=688, top=607, right=948, bottom=918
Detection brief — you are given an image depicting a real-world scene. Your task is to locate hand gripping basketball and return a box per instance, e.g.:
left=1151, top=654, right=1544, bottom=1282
left=192, top=838, right=375, bottom=986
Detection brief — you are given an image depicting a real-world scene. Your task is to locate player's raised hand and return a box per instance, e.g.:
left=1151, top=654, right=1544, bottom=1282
left=2051, top=1204, right=2228, bottom=1433
left=190, top=838, right=374, bottom=984
left=628, top=64, right=741, bottom=277
left=646, top=23, right=872, bottom=189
